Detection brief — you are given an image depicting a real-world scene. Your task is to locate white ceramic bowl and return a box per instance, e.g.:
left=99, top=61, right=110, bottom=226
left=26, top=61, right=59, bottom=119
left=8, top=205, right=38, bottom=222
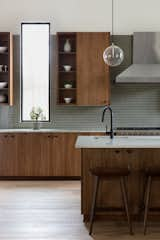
left=0, top=95, right=6, bottom=103
left=0, top=46, right=7, bottom=53
left=0, top=82, right=7, bottom=89
left=63, top=65, right=72, bottom=72
left=64, top=84, right=72, bottom=89
left=64, top=97, right=72, bottom=104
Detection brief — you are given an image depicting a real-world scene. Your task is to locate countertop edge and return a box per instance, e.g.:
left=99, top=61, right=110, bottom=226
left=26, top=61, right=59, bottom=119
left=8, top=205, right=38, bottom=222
left=75, top=135, right=160, bottom=149
left=0, top=129, right=105, bottom=133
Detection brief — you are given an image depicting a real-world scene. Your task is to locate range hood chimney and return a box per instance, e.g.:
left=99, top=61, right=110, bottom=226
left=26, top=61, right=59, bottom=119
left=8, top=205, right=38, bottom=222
left=116, top=32, right=160, bottom=83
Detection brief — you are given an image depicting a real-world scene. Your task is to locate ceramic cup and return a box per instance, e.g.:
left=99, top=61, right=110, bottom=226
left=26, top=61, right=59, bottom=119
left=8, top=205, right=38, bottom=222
left=64, top=98, right=72, bottom=104
left=64, top=84, right=72, bottom=89
left=63, top=65, right=72, bottom=72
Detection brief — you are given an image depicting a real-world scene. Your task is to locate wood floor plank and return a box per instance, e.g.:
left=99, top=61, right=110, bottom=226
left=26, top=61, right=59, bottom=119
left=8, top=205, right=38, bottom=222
left=0, top=181, right=160, bottom=239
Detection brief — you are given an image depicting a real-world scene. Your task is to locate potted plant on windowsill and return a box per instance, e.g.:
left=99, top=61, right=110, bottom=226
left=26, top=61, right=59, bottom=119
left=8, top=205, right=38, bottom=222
left=30, top=107, right=46, bottom=130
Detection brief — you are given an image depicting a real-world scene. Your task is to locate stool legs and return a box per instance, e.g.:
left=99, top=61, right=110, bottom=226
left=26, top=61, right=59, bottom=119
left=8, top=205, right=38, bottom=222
left=89, top=176, right=99, bottom=235
left=140, top=175, right=148, bottom=212
left=144, top=176, right=152, bottom=235
left=120, top=177, right=133, bottom=235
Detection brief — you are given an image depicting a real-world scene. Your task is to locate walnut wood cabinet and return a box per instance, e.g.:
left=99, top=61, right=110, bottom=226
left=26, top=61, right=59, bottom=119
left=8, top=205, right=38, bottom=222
left=42, top=133, right=81, bottom=177
left=77, top=32, right=110, bottom=106
left=57, top=32, right=110, bottom=106
left=0, top=134, right=17, bottom=176
left=17, top=133, right=47, bottom=176
left=17, top=133, right=80, bottom=177
left=0, top=132, right=103, bottom=178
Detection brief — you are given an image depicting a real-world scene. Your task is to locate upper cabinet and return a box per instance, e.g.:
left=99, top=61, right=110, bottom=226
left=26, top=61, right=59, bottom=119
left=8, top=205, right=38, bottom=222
left=57, top=32, right=110, bottom=106
left=0, top=32, right=13, bottom=106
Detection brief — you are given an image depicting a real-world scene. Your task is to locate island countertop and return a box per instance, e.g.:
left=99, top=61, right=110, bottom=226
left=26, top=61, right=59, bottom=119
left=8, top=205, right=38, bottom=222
left=76, top=135, right=160, bottom=148
left=0, top=128, right=105, bottom=133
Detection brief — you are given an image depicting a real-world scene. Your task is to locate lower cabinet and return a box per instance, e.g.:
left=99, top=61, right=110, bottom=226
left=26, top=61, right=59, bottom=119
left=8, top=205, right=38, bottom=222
left=43, top=133, right=81, bottom=177
left=0, top=134, right=17, bottom=176
left=17, top=133, right=48, bottom=176
left=0, top=132, right=104, bottom=177
left=0, top=132, right=89, bottom=177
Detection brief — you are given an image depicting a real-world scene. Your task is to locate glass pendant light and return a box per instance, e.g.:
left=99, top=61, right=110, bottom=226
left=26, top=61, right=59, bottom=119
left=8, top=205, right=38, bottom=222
left=103, top=0, right=124, bottom=67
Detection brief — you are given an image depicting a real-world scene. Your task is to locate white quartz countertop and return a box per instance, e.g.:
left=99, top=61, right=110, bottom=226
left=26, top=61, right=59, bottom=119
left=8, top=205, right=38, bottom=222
left=0, top=129, right=105, bottom=133
left=75, top=136, right=160, bottom=148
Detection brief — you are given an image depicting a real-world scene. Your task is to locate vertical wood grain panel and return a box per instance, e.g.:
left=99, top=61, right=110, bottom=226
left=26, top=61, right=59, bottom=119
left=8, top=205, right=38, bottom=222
left=77, top=32, right=110, bottom=106
left=9, top=32, right=13, bottom=105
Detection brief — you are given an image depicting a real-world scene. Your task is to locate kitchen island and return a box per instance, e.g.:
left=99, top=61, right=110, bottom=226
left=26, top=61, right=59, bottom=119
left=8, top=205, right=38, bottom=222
left=76, top=135, right=160, bottom=221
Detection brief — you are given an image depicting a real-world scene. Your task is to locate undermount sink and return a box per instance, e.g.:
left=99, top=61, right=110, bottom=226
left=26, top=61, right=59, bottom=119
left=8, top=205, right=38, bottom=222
left=93, top=136, right=129, bottom=141
left=93, top=136, right=114, bottom=144
left=93, top=135, right=160, bottom=144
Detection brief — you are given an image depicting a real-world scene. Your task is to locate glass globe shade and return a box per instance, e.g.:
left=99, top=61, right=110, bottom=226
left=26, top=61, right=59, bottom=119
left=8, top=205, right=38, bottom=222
left=103, top=43, right=124, bottom=67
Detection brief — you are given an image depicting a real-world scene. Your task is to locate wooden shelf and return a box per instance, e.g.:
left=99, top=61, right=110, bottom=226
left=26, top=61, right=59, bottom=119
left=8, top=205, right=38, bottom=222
left=59, top=70, right=76, bottom=73
left=59, top=51, right=76, bottom=55
left=0, top=52, right=8, bottom=56
left=58, top=103, right=76, bottom=105
left=0, top=88, right=8, bottom=91
left=59, top=88, right=76, bottom=90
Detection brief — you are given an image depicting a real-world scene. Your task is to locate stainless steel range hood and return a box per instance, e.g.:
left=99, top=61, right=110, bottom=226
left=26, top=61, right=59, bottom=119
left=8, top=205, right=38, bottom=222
left=116, top=64, right=160, bottom=83
left=116, top=32, right=160, bottom=83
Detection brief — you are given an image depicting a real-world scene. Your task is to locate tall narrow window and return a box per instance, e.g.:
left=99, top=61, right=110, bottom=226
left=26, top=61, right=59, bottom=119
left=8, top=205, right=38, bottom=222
left=21, top=23, right=50, bottom=121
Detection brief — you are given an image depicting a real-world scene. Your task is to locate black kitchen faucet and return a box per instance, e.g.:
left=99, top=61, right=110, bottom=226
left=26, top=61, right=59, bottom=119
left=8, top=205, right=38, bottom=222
left=102, top=106, right=114, bottom=139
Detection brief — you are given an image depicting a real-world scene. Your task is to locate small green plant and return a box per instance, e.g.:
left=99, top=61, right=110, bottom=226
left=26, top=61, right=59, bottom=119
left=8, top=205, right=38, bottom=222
left=30, top=107, right=46, bottom=121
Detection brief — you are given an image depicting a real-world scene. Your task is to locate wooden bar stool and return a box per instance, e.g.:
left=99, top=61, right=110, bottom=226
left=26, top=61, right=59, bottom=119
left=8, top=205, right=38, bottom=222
left=89, top=167, right=133, bottom=235
left=143, top=168, right=160, bottom=235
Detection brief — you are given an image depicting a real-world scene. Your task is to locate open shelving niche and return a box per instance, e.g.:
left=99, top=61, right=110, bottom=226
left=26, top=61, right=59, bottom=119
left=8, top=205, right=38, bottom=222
left=0, top=32, right=13, bottom=105
left=57, top=33, right=77, bottom=105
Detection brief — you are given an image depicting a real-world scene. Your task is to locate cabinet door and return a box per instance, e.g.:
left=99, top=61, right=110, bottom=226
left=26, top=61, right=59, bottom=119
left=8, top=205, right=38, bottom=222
left=46, top=134, right=65, bottom=176
left=63, top=133, right=81, bottom=177
left=0, top=134, right=17, bottom=176
left=17, top=133, right=45, bottom=176
left=77, top=32, right=110, bottom=106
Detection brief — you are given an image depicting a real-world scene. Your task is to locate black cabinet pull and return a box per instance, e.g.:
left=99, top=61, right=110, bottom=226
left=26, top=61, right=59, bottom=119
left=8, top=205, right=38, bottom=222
left=115, top=150, right=120, bottom=154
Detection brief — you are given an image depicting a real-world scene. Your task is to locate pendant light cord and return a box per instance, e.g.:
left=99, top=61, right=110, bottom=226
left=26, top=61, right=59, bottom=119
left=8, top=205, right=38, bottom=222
left=111, top=0, right=114, bottom=43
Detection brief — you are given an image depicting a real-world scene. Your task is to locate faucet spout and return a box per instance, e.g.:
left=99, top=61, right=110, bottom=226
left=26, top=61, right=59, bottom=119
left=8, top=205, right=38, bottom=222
left=102, top=106, right=114, bottom=139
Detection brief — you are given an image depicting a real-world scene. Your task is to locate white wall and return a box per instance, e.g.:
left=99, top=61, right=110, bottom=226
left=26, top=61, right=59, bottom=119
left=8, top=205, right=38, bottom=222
left=0, top=0, right=160, bottom=34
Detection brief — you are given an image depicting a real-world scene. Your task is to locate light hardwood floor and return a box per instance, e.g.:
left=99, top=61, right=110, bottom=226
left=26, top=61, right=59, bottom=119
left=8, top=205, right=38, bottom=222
left=0, top=181, right=160, bottom=240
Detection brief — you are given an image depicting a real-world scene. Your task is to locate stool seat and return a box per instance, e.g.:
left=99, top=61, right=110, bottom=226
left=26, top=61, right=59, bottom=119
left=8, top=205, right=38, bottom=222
left=145, top=168, right=160, bottom=177
left=90, top=167, right=130, bottom=177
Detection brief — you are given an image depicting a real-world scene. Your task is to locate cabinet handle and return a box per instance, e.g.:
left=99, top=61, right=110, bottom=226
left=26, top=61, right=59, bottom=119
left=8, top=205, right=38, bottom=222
left=47, top=135, right=51, bottom=138
left=115, top=150, right=120, bottom=154
left=11, top=135, right=15, bottom=138
left=4, top=135, right=8, bottom=138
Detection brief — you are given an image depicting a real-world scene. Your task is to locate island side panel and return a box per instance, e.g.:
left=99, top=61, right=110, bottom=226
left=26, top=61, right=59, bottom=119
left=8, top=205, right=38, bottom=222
left=81, top=148, right=160, bottom=221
